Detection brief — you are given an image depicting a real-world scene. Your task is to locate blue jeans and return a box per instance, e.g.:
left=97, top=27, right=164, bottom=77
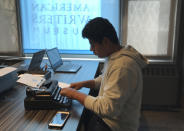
left=87, top=114, right=112, bottom=131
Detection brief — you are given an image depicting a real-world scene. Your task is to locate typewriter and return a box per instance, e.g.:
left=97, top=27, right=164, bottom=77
left=24, top=80, right=72, bottom=110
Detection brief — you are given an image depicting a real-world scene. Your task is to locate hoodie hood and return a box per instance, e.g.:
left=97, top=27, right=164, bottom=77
left=109, top=45, right=149, bottom=68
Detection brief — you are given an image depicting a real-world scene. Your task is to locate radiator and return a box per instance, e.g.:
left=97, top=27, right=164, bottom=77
left=142, top=65, right=179, bottom=108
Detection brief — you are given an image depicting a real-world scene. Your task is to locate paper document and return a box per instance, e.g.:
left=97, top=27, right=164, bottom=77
left=0, top=66, right=17, bottom=77
left=58, top=82, right=70, bottom=88
left=17, top=73, right=45, bottom=88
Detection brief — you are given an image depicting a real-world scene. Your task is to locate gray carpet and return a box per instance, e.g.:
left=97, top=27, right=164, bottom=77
left=139, top=109, right=184, bottom=131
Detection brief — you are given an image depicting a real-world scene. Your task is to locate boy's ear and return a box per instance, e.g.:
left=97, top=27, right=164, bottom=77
left=103, top=37, right=108, bottom=42
left=102, top=37, right=111, bottom=45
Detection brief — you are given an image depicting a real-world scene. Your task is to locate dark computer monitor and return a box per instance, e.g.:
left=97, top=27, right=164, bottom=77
left=28, top=50, right=46, bottom=71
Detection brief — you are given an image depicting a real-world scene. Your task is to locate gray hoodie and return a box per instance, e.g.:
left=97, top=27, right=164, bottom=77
left=84, top=45, right=148, bottom=131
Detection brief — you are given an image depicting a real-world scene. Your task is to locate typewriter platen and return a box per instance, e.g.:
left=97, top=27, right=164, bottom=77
left=24, top=80, right=72, bottom=110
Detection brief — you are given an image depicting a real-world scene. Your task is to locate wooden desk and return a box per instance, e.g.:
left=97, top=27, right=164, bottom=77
left=0, top=60, right=99, bottom=131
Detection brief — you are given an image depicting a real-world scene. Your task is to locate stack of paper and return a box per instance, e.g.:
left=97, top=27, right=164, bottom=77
left=17, top=73, right=46, bottom=88
left=58, top=81, right=70, bottom=88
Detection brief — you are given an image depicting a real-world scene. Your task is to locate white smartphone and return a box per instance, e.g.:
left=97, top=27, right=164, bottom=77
left=48, top=111, right=70, bottom=129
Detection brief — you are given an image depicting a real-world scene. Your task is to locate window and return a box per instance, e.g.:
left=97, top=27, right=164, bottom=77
left=18, top=0, right=119, bottom=54
left=17, top=0, right=180, bottom=62
left=121, top=0, right=179, bottom=61
left=0, top=1, right=21, bottom=56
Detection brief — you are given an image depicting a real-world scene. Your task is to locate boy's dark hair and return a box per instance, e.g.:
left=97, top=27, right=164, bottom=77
left=82, top=17, right=119, bottom=44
